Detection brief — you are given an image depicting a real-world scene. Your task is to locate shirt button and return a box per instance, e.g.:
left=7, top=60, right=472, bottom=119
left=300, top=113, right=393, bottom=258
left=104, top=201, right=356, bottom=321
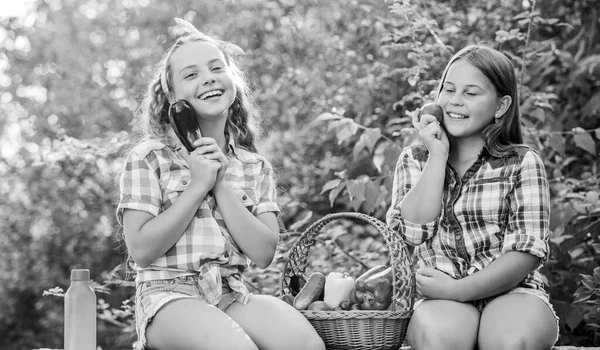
left=224, top=252, right=229, bottom=258
left=455, top=234, right=461, bottom=240
left=242, top=195, right=247, bottom=200
left=182, top=180, right=188, bottom=185
left=198, top=275, right=203, bottom=280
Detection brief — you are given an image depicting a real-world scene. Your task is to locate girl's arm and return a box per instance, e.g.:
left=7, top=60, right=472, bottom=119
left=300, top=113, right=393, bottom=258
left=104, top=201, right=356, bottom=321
left=212, top=183, right=279, bottom=269
left=399, top=153, right=447, bottom=223
left=122, top=149, right=221, bottom=268
left=459, top=251, right=538, bottom=301
left=417, top=251, right=539, bottom=302
left=122, top=184, right=211, bottom=268
left=399, top=112, right=449, bottom=224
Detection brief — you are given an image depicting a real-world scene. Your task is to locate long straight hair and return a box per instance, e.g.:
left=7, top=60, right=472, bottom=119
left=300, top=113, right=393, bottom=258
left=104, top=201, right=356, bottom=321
left=437, top=45, right=523, bottom=157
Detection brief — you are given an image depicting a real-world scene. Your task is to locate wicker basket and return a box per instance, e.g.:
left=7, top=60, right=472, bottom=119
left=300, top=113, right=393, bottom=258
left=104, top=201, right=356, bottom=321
left=280, top=212, right=415, bottom=350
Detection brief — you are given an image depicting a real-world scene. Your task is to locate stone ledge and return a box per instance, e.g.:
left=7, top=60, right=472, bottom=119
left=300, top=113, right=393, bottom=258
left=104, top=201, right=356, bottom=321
left=399, top=347, right=599, bottom=350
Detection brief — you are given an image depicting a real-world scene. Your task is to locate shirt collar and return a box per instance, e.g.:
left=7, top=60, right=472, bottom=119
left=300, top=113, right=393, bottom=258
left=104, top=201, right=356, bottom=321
left=226, top=132, right=238, bottom=157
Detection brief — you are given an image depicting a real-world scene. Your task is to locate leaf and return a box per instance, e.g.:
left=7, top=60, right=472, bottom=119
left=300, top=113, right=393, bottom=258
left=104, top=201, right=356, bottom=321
left=346, top=179, right=366, bottom=203
left=548, top=134, right=565, bottom=157
left=315, top=112, right=342, bottom=122
left=594, top=267, right=600, bottom=282
left=573, top=287, right=594, bottom=304
left=573, top=203, right=591, bottom=214
left=586, top=190, right=599, bottom=204
left=320, top=179, right=342, bottom=194
left=383, top=143, right=402, bottom=173
left=564, top=302, right=584, bottom=331
left=407, top=75, right=418, bottom=86
left=582, top=91, right=600, bottom=117
left=353, top=129, right=381, bottom=159
left=581, top=277, right=596, bottom=290
left=362, top=181, right=382, bottom=214
left=328, top=182, right=346, bottom=207
left=593, top=244, right=600, bottom=255
left=329, top=119, right=359, bottom=145
left=573, top=133, right=596, bottom=155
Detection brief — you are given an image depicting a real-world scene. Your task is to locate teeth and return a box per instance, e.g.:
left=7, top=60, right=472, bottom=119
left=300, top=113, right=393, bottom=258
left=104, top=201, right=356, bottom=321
left=200, top=90, right=223, bottom=100
left=448, top=112, right=468, bottom=119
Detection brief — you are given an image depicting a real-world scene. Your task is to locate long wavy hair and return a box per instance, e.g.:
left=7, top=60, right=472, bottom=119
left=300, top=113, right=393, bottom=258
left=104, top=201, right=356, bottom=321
left=436, top=44, right=523, bottom=157
left=135, top=33, right=261, bottom=153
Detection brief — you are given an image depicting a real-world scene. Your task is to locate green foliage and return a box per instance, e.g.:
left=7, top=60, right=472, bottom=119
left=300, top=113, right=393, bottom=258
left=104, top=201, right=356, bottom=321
left=0, top=0, right=599, bottom=348
left=315, top=0, right=600, bottom=346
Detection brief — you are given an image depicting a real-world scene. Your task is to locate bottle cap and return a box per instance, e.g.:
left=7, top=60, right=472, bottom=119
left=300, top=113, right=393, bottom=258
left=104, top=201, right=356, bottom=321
left=70, top=269, right=90, bottom=281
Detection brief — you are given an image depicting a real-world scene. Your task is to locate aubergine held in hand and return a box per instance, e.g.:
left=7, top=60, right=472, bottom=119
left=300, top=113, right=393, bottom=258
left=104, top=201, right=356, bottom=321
left=168, top=100, right=202, bottom=152
left=418, top=103, right=444, bottom=124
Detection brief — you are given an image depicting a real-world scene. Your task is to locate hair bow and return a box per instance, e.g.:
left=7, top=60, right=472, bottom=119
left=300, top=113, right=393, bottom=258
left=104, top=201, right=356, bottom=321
left=173, top=18, right=245, bottom=57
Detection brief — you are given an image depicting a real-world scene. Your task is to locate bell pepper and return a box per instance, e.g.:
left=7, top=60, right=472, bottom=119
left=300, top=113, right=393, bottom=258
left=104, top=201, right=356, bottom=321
left=323, top=272, right=355, bottom=309
left=349, top=265, right=393, bottom=310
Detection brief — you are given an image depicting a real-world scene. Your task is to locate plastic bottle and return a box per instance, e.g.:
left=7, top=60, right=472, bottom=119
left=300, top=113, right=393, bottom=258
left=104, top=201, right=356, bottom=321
left=64, top=269, right=96, bottom=350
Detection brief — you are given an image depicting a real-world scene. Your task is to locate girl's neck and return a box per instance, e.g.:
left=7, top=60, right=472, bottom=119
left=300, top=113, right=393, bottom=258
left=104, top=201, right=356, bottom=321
left=449, top=137, right=485, bottom=164
left=199, top=119, right=228, bottom=152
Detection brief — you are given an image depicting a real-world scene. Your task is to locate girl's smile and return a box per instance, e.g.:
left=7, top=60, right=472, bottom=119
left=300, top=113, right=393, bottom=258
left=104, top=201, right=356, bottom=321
left=437, top=58, right=506, bottom=140
left=170, top=40, right=236, bottom=122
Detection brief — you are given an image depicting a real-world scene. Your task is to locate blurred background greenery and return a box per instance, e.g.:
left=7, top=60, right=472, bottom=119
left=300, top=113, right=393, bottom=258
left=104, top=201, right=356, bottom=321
left=1, top=0, right=599, bottom=348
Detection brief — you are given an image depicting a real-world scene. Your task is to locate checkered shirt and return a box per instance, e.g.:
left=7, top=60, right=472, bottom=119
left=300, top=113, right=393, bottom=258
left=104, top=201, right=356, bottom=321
left=117, top=138, right=280, bottom=305
left=386, top=144, right=550, bottom=292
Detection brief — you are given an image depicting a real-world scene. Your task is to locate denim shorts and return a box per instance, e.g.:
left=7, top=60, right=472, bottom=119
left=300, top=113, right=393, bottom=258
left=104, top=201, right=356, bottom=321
left=133, top=275, right=238, bottom=350
left=413, top=287, right=560, bottom=344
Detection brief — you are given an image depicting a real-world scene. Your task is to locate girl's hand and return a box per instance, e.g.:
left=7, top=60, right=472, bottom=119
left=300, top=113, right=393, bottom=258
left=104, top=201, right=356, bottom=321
left=186, top=147, right=221, bottom=194
left=415, top=267, right=459, bottom=301
left=193, top=138, right=229, bottom=184
left=412, top=112, right=449, bottom=156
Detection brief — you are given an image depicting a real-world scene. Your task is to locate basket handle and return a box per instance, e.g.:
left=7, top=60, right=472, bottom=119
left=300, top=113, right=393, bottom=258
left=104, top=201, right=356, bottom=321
left=280, top=212, right=415, bottom=312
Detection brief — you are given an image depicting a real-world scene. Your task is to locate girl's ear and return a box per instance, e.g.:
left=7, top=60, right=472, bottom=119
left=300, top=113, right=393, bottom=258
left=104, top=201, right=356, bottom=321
left=496, top=95, right=512, bottom=118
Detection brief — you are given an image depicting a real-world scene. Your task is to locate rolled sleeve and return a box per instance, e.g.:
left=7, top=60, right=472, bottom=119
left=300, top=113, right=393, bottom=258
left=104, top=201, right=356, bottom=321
left=116, top=150, right=163, bottom=225
left=254, top=160, right=280, bottom=215
left=389, top=212, right=440, bottom=246
left=386, top=146, right=438, bottom=245
left=503, top=150, right=550, bottom=263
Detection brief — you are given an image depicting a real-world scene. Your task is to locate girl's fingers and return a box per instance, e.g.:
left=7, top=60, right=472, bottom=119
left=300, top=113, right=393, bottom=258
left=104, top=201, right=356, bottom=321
left=420, top=120, right=442, bottom=140
left=195, top=145, right=221, bottom=158
left=417, top=267, right=435, bottom=277
left=192, top=137, right=217, bottom=148
left=418, top=114, right=439, bottom=129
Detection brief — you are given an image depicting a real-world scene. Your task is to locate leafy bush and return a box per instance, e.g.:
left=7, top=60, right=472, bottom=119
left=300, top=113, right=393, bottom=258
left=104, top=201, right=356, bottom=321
left=1, top=0, right=598, bottom=348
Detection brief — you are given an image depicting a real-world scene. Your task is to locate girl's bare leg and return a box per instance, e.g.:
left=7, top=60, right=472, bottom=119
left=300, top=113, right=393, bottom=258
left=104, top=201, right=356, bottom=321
left=478, top=293, right=558, bottom=350
left=146, top=298, right=258, bottom=350
left=226, top=294, right=325, bottom=350
left=406, top=299, right=479, bottom=350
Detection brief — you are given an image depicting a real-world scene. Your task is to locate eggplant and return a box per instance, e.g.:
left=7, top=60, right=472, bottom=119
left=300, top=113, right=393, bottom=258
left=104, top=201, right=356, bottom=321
left=168, top=100, right=202, bottom=152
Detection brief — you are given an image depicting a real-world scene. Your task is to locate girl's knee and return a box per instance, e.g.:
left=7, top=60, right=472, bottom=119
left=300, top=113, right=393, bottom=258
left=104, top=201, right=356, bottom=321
left=407, top=301, right=478, bottom=350
left=479, top=331, right=553, bottom=350
left=303, top=333, right=325, bottom=350
left=407, top=323, right=477, bottom=350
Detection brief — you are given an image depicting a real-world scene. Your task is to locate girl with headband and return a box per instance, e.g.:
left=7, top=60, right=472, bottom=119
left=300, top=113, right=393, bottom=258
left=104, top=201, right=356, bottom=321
left=117, top=18, right=325, bottom=350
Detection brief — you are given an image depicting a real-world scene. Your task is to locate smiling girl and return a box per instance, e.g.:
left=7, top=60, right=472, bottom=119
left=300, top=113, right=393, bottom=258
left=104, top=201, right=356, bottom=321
left=116, top=19, right=324, bottom=350
left=386, top=45, right=559, bottom=349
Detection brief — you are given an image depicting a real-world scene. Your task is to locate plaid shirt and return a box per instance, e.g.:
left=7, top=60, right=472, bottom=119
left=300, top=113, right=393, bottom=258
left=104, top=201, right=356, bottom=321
left=386, top=144, right=550, bottom=292
left=117, top=138, right=280, bottom=305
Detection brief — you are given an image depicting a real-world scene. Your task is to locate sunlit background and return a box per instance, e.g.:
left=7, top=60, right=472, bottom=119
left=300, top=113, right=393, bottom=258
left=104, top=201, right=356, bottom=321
left=0, top=0, right=598, bottom=348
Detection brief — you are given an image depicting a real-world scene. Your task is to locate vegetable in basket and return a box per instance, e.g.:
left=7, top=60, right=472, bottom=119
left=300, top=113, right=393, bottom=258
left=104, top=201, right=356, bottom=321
left=323, top=272, right=355, bottom=309
left=349, top=265, right=393, bottom=310
left=293, top=272, right=326, bottom=310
